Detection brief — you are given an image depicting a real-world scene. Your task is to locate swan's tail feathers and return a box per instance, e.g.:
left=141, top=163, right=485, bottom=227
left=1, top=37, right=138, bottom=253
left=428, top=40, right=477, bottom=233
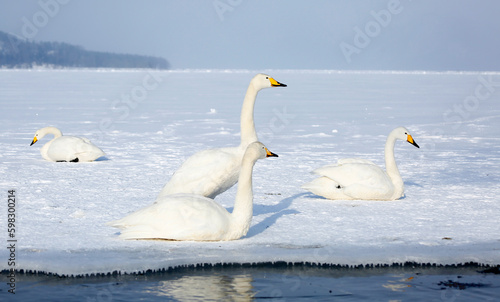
left=107, top=218, right=168, bottom=240
left=107, top=216, right=137, bottom=229
left=117, top=227, right=155, bottom=240
left=106, top=219, right=125, bottom=229
left=75, top=149, right=106, bottom=162
left=302, top=176, right=346, bottom=200
left=110, top=225, right=163, bottom=240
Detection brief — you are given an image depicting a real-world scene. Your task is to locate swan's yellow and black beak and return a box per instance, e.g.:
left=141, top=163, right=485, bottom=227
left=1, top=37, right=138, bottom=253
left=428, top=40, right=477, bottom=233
left=265, top=148, right=279, bottom=158
left=407, top=134, right=420, bottom=148
left=269, top=77, right=287, bottom=87
left=30, top=137, right=38, bottom=146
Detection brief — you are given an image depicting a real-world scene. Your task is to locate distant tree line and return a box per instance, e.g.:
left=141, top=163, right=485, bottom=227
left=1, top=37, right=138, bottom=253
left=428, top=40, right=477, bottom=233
left=0, top=31, right=169, bottom=69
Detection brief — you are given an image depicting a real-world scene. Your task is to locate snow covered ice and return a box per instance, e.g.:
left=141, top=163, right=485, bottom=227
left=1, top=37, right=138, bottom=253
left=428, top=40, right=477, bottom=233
left=1, top=69, right=499, bottom=276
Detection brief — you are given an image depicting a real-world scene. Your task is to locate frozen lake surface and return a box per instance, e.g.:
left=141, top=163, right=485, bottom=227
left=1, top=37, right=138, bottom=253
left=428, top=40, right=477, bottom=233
left=0, top=69, right=499, bottom=277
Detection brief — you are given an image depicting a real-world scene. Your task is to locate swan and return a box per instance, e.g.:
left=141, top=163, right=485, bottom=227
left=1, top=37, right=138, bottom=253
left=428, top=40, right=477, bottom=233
left=302, top=127, right=420, bottom=201
left=30, top=127, right=106, bottom=162
left=157, top=73, right=286, bottom=199
left=108, top=142, right=278, bottom=241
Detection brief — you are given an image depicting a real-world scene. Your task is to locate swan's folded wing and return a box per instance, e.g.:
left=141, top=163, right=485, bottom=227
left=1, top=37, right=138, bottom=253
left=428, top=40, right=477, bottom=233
left=109, top=194, right=231, bottom=240
left=48, top=136, right=104, bottom=161
left=74, top=140, right=106, bottom=161
left=311, top=158, right=376, bottom=177
left=313, top=163, right=394, bottom=200
left=302, top=176, right=347, bottom=200
left=158, top=147, right=240, bottom=199
left=313, top=163, right=380, bottom=185
left=337, top=158, right=377, bottom=165
left=46, top=136, right=84, bottom=161
left=342, top=182, right=393, bottom=200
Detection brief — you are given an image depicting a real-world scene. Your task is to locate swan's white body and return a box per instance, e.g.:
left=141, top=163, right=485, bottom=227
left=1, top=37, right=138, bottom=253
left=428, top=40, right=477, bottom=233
left=302, top=127, right=419, bottom=201
left=30, top=127, right=105, bottom=162
left=108, top=142, right=278, bottom=241
left=157, top=74, right=286, bottom=199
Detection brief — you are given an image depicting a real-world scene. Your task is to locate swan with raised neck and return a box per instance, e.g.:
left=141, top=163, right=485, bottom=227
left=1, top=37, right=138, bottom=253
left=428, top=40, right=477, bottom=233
left=109, top=142, right=278, bottom=241
left=302, top=126, right=419, bottom=201
left=157, top=73, right=286, bottom=199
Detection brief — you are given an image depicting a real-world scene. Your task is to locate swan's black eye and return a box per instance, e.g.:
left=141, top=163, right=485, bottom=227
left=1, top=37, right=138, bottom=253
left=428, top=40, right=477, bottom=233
left=266, top=77, right=268, bottom=79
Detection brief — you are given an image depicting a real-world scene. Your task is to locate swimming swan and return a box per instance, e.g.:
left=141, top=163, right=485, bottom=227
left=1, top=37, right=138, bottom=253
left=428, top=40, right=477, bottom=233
left=302, top=127, right=419, bottom=201
left=157, top=73, right=286, bottom=199
left=108, top=142, right=278, bottom=241
left=30, top=126, right=105, bottom=162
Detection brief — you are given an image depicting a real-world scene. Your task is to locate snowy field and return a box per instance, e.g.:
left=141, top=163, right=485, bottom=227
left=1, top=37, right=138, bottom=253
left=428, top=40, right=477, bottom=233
left=1, top=69, right=499, bottom=276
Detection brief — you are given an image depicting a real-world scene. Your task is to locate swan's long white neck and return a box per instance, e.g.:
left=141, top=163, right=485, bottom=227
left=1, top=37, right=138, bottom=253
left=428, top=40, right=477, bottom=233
left=240, top=84, right=259, bottom=146
left=229, top=154, right=257, bottom=239
left=41, top=127, right=63, bottom=139
left=38, top=127, right=63, bottom=161
left=384, top=133, right=404, bottom=199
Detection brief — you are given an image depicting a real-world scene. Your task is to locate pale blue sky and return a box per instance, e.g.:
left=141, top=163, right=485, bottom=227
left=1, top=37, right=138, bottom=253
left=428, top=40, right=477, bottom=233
left=1, top=0, right=500, bottom=70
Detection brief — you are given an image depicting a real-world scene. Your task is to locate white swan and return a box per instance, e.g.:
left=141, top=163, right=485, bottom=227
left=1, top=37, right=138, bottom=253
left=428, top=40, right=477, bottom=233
left=157, top=73, right=286, bottom=199
left=108, top=142, right=278, bottom=241
left=30, top=127, right=106, bottom=162
left=302, top=127, right=420, bottom=201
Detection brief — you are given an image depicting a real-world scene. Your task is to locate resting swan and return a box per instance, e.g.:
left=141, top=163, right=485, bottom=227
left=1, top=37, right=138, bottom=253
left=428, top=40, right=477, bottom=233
left=30, top=127, right=105, bottom=162
left=157, top=73, right=286, bottom=199
left=302, top=127, right=420, bottom=201
left=108, top=142, right=278, bottom=241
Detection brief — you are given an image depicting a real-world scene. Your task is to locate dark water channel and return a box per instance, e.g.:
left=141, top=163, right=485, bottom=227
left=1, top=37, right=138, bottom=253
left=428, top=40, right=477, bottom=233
left=2, top=262, right=499, bottom=301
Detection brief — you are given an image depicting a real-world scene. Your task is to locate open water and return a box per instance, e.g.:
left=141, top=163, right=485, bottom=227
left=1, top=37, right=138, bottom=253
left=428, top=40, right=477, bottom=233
left=3, top=263, right=499, bottom=301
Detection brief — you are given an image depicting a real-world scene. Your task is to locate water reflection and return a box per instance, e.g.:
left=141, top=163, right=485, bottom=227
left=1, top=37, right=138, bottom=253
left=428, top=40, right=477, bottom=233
left=382, top=275, right=414, bottom=292
left=146, top=273, right=255, bottom=301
